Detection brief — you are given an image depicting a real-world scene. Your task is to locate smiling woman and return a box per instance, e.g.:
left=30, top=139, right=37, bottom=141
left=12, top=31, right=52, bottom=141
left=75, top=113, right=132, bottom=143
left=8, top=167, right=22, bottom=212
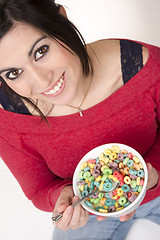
left=0, top=0, right=160, bottom=240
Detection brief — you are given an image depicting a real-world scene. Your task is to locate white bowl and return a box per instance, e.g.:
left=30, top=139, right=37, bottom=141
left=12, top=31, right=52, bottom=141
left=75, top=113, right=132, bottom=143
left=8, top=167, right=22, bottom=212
left=73, top=143, right=148, bottom=217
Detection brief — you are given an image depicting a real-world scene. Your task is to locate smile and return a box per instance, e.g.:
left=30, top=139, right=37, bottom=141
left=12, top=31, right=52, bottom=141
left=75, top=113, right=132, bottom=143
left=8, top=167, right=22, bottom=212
left=41, top=73, right=65, bottom=96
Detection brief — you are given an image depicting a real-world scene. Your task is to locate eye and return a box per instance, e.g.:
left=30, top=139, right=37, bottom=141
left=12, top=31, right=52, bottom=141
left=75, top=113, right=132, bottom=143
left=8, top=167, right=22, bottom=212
left=35, top=45, right=49, bottom=61
left=6, top=69, right=23, bottom=80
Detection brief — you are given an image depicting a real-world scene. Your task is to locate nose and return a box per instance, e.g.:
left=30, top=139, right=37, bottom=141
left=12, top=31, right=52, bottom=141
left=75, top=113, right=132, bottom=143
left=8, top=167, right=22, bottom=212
left=28, top=65, right=53, bottom=90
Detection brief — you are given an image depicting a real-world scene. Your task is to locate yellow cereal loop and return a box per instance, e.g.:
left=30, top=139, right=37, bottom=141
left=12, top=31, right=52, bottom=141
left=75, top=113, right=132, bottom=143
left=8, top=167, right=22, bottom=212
left=85, top=178, right=89, bottom=183
left=99, top=153, right=104, bottom=160
left=133, top=156, right=140, bottom=163
left=124, top=176, right=131, bottom=184
left=109, top=152, right=117, bottom=160
left=117, top=188, right=124, bottom=196
left=96, top=175, right=102, bottom=182
left=88, top=163, right=95, bottom=168
left=111, top=145, right=120, bottom=153
left=104, top=157, right=109, bottom=164
left=99, top=181, right=104, bottom=191
left=103, top=205, right=109, bottom=210
left=108, top=175, right=114, bottom=179
left=99, top=209, right=108, bottom=213
left=112, top=195, right=118, bottom=200
left=116, top=207, right=124, bottom=211
left=101, top=165, right=108, bottom=172
left=136, top=177, right=140, bottom=185
left=80, top=162, right=88, bottom=170
left=80, top=185, right=84, bottom=191
left=115, top=202, right=119, bottom=208
left=104, top=149, right=112, bottom=155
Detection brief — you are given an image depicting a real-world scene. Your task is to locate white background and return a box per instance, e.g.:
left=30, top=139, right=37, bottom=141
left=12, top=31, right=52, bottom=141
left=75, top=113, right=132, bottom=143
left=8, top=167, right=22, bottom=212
left=0, top=1, right=160, bottom=240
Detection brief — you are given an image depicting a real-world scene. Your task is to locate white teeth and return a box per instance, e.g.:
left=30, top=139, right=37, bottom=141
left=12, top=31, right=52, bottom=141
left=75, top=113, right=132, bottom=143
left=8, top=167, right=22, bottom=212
left=54, top=86, right=60, bottom=91
left=58, top=82, right=62, bottom=87
left=43, top=73, right=64, bottom=95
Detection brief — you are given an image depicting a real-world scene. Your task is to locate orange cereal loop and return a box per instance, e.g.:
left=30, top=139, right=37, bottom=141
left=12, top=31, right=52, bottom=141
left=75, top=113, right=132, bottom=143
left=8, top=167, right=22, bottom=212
left=134, top=163, right=141, bottom=171
left=100, top=197, right=107, bottom=205
left=100, top=160, right=105, bottom=166
left=119, top=162, right=124, bottom=168
left=111, top=145, right=120, bottom=153
left=120, top=169, right=125, bottom=175
left=132, top=192, right=139, bottom=196
left=121, top=149, right=128, bottom=154
left=124, top=167, right=129, bottom=175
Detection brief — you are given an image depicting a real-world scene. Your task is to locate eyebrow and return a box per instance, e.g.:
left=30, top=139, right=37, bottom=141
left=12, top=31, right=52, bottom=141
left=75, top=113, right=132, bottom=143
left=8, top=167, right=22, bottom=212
left=0, top=36, right=46, bottom=75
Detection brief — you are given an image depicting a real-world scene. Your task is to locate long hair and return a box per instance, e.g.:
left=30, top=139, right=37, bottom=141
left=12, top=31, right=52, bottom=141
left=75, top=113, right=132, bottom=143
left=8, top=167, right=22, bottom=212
left=0, top=0, right=92, bottom=118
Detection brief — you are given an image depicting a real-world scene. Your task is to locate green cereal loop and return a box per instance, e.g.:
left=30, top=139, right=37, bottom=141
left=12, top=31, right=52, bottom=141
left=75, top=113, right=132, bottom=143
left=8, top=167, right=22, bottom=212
left=90, top=198, right=95, bottom=203
left=93, top=198, right=100, bottom=205
left=114, top=160, right=120, bottom=163
left=132, top=186, right=139, bottom=192
left=83, top=171, right=91, bottom=179
left=103, top=168, right=112, bottom=175
left=123, top=157, right=129, bottom=165
left=78, top=170, right=84, bottom=179
left=85, top=200, right=93, bottom=207
left=138, top=185, right=143, bottom=192
left=98, top=193, right=104, bottom=199
left=118, top=196, right=127, bottom=206
left=88, top=176, right=95, bottom=182
left=130, top=180, right=137, bottom=188
left=101, top=174, right=108, bottom=181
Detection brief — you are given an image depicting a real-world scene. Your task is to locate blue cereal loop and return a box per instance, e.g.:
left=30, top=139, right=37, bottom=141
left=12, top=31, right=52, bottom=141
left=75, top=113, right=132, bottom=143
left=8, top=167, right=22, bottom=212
left=85, top=200, right=93, bottom=207
left=103, top=182, right=112, bottom=191
left=84, top=166, right=90, bottom=172
left=122, top=184, right=130, bottom=192
left=105, top=199, right=113, bottom=207
left=138, top=169, right=144, bottom=177
left=94, top=181, right=100, bottom=188
left=127, top=159, right=134, bottom=167
left=81, top=190, right=89, bottom=197
left=129, top=169, right=137, bottom=176
left=124, top=202, right=131, bottom=208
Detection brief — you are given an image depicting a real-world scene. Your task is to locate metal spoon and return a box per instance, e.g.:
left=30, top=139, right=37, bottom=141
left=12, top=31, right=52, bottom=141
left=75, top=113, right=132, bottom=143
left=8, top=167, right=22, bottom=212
left=52, top=181, right=119, bottom=222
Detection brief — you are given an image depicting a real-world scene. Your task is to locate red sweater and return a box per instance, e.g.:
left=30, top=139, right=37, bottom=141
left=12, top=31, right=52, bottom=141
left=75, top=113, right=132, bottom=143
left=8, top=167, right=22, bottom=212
left=0, top=42, right=160, bottom=212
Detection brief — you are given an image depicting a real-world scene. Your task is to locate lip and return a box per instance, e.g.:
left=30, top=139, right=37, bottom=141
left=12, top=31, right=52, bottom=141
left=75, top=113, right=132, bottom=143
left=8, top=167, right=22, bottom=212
left=41, top=72, right=65, bottom=97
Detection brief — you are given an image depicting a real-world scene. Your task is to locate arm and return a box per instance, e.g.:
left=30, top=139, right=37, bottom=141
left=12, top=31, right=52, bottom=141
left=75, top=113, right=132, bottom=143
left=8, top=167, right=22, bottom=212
left=0, top=136, right=72, bottom=212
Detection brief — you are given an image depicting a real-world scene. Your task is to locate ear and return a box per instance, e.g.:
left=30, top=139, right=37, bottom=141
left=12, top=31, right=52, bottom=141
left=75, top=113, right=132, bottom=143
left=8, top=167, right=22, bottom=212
left=59, top=6, right=67, bottom=18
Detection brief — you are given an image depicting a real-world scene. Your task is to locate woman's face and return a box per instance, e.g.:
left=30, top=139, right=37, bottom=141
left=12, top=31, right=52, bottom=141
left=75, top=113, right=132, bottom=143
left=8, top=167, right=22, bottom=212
left=0, top=23, right=84, bottom=106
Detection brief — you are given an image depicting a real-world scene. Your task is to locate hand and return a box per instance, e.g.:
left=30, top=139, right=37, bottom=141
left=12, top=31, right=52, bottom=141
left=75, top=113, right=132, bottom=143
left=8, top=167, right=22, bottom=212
left=53, top=185, right=89, bottom=230
left=146, top=162, right=159, bottom=190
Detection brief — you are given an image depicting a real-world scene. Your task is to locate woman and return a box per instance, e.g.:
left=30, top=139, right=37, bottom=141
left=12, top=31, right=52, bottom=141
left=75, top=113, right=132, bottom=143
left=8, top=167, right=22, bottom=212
left=0, top=0, right=159, bottom=239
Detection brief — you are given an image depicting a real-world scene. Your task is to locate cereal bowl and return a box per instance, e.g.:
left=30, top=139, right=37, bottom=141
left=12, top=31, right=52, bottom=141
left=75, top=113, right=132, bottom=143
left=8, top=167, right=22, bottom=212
left=73, top=143, right=148, bottom=217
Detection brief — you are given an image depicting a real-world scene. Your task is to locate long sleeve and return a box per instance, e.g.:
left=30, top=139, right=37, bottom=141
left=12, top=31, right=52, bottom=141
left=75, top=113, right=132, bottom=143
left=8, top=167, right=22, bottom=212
left=0, top=136, right=72, bottom=212
left=142, top=80, right=160, bottom=204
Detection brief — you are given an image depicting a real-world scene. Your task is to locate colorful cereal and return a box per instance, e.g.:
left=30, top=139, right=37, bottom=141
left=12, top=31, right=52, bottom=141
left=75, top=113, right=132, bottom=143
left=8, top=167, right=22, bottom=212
left=77, top=145, right=145, bottom=213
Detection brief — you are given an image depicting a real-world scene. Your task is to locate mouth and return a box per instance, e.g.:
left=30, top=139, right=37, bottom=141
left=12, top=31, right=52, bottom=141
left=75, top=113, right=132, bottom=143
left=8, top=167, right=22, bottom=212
left=41, top=72, right=65, bottom=97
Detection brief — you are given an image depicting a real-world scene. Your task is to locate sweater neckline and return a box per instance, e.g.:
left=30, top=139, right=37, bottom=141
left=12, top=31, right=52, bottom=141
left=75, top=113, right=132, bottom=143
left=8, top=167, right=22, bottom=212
left=0, top=41, right=157, bottom=133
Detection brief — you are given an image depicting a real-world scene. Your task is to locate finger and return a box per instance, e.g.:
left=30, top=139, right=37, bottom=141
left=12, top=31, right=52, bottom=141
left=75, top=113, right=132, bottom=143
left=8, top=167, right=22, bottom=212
left=119, top=210, right=136, bottom=222
left=55, top=205, right=73, bottom=231
left=69, top=196, right=82, bottom=229
left=96, top=216, right=108, bottom=221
